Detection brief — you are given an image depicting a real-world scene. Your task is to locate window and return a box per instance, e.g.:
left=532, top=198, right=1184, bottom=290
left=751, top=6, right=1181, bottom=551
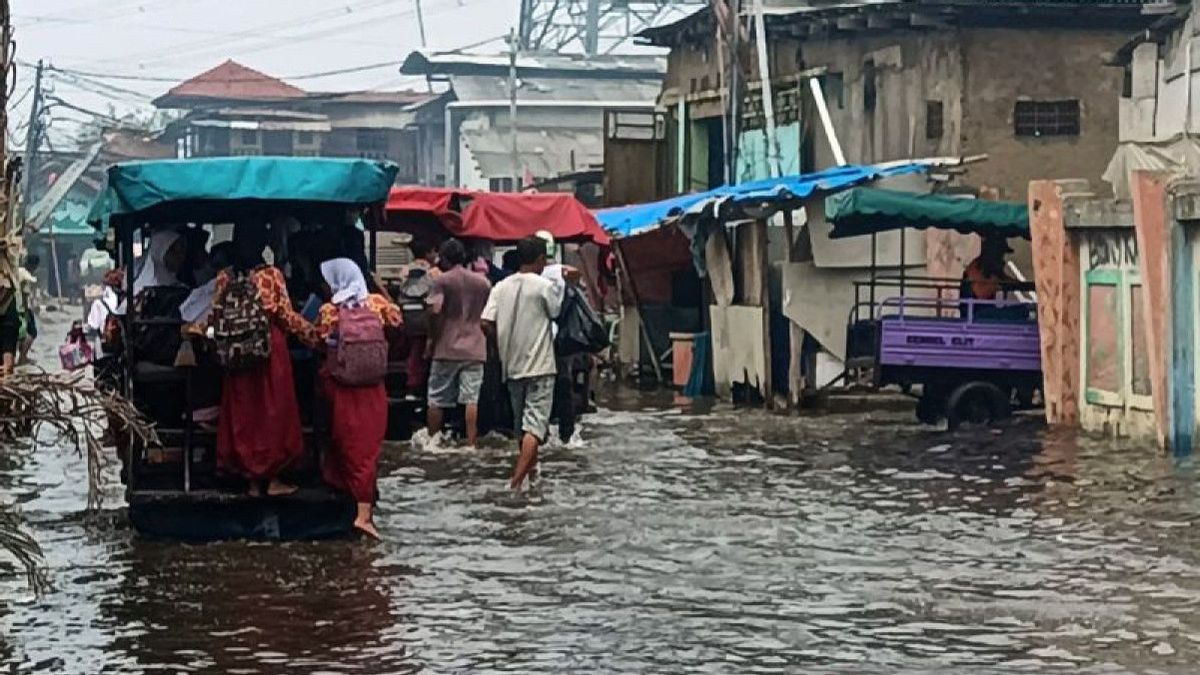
left=1014, top=100, right=1080, bottom=137
left=296, top=131, right=315, bottom=145
left=240, top=129, right=258, bottom=145
left=1086, top=281, right=1121, bottom=397
left=489, top=177, right=516, bottom=192
left=862, top=59, right=876, bottom=112
left=355, top=128, right=388, bottom=153
left=822, top=72, right=845, bottom=109
left=926, top=100, right=944, bottom=140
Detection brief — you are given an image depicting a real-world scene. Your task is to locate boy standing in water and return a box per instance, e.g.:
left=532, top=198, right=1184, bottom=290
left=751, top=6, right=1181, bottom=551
left=426, top=238, right=491, bottom=447
left=481, top=236, right=576, bottom=489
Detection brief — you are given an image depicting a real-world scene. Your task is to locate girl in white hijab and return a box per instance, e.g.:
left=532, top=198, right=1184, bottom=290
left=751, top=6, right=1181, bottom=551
left=320, top=258, right=369, bottom=307
left=314, top=256, right=401, bottom=539
left=133, top=229, right=187, bottom=295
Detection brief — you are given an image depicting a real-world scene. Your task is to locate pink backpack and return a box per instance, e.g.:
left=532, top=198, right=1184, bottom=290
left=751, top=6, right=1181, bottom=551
left=329, top=303, right=388, bottom=387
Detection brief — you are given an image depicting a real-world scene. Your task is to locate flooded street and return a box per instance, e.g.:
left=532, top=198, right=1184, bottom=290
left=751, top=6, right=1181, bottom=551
left=5, top=314, right=1200, bottom=672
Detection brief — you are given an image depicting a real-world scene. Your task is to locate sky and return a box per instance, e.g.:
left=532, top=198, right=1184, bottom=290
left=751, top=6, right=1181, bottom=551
left=7, top=0, right=538, bottom=148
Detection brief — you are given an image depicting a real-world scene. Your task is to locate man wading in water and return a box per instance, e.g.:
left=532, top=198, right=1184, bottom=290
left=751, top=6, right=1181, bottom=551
left=481, top=236, right=577, bottom=490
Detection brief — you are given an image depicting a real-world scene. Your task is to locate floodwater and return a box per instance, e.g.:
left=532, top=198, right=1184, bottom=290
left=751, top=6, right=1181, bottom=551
left=4, top=312, right=1200, bottom=673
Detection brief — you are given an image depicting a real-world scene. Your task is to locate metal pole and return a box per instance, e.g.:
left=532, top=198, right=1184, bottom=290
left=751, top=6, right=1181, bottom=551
left=751, top=0, right=780, bottom=178
left=21, top=59, right=44, bottom=225
left=414, top=0, right=428, bottom=47
left=808, top=77, right=847, bottom=166
left=584, top=0, right=600, bottom=56
left=507, top=29, right=521, bottom=191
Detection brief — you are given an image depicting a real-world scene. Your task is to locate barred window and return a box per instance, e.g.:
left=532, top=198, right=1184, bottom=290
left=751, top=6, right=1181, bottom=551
left=1014, top=100, right=1079, bottom=137
left=926, top=100, right=944, bottom=140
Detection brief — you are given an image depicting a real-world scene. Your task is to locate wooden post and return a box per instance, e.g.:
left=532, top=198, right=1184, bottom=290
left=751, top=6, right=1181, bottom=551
left=757, top=218, right=773, bottom=409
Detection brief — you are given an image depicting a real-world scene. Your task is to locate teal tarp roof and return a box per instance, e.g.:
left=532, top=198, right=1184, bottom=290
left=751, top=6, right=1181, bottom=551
left=827, top=187, right=1030, bottom=240
left=89, top=156, right=399, bottom=228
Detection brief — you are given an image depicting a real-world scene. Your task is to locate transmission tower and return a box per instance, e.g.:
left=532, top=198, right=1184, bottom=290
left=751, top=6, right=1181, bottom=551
left=518, top=0, right=705, bottom=55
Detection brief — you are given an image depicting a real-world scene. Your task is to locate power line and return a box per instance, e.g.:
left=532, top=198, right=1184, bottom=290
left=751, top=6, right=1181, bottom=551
left=43, top=60, right=405, bottom=84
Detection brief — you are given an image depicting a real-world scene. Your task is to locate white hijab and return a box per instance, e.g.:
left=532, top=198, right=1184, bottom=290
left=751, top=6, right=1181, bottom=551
left=320, top=257, right=369, bottom=306
left=133, top=229, right=183, bottom=294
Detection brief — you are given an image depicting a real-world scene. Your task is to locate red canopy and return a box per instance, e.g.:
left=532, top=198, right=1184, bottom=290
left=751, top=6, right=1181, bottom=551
left=384, top=187, right=609, bottom=245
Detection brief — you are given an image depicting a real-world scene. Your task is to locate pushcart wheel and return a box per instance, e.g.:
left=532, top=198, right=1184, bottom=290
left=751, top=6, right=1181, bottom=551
left=946, top=381, right=1010, bottom=430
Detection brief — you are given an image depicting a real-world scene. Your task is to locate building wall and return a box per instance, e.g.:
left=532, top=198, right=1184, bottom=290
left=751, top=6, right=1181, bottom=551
left=960, top=28, right=1126, bottom=201
left=1122, top=11, right=1200, bottom=142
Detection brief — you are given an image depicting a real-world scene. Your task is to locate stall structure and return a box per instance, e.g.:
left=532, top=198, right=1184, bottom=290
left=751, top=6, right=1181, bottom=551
left=594, top=161, right=945, bottom=404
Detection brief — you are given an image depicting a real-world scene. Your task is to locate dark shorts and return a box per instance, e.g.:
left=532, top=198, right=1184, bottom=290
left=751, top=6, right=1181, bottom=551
left=0, top=302, right=19, bottom=354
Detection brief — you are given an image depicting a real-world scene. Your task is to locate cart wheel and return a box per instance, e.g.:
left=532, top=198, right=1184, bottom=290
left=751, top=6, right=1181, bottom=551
left=946, top=381, right=1010, bottom=430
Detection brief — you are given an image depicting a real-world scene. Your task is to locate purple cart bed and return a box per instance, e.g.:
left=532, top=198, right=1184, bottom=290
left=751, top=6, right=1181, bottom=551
left=878, top=298, right=1041, bottom=374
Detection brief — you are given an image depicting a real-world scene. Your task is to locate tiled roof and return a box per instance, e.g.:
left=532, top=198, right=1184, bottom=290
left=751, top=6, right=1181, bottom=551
left=154, top=60, right=306, bottom=107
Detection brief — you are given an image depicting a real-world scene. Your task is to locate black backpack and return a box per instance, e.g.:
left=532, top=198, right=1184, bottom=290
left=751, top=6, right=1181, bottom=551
left=554, top=285, right=609, bottom=356
left=399, top=267, right=435, bottom=335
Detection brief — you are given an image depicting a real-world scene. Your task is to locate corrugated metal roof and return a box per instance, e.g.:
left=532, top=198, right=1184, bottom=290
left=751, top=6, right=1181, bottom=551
left=400, top=50, right=665, bottom=78
left=449, top=74, right=662, bottom=103
left=461, top=126, right=603, bottom=179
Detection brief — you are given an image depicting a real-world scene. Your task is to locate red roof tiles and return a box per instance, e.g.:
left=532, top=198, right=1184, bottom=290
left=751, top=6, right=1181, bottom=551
left=155, top=60, right=305, bottom=106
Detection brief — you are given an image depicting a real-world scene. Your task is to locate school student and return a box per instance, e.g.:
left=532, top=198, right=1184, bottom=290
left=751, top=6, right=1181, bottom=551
left=314, top=258, right=402, bottom=539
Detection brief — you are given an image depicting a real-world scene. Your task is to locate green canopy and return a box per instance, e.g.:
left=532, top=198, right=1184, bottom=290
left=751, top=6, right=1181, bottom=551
left=88, top=156, right=399, bottom=229
left=826, top=187, right=1030, bottom=240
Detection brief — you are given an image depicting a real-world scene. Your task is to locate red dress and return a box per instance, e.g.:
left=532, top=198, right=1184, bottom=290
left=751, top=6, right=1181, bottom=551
left=316, top=294, right=402, bottom=502
left=212, top=266, right=319, bottom=481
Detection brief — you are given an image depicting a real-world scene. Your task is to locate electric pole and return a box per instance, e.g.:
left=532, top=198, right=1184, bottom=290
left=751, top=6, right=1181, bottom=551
left=0, top=0, right=14, bottom=239
left=508, top=29, right=520, bottom=191
left=21, top=60, right=45, bottom=226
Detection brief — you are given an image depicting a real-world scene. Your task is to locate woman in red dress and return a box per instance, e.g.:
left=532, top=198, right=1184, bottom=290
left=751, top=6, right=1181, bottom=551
left=314, top=258, right=401, bottom=539
left=210, top=223, right=320, bottom=497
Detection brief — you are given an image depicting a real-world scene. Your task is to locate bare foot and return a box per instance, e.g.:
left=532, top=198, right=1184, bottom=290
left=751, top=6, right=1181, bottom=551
left=266, top=480, right=299, bottom=497
left=247, top=482, right=262, bottom=497
left=353, top=520, right=381, bottom=540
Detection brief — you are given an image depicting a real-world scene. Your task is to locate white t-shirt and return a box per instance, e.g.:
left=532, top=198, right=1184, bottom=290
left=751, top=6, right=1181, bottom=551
left=482, top=271, right=565, bottom=380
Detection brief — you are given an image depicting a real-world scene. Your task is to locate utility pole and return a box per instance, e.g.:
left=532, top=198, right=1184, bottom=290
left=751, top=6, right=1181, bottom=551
left=0, top=0, right=12, bottom=240
left=413, top=0, right=428, bottom=48
left=507, top=29, right=521, bottom=191
left=21, top=60, right=44, bottom=224
left=583, top=0, right=600, bottom=56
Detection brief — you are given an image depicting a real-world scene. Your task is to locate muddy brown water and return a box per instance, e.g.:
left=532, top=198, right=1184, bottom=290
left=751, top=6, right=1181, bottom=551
left=4, top=310, right=1200, bottom=673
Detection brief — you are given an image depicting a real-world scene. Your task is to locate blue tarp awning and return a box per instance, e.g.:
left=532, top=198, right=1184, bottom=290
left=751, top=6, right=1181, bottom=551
left=595, top=162, right=930, bottom=236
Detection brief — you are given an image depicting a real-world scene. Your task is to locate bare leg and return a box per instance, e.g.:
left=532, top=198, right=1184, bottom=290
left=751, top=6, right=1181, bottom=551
left=266, top=477, right=299, bottom=496
left=1, top=352, right=13, bottom=377
left=353, top=502, right=380, bottom=539
left=509, top=432, right=540, bottom=490
left=465, top=403, right=479, bottom=448
left=427, top=405, right=445, bottom=438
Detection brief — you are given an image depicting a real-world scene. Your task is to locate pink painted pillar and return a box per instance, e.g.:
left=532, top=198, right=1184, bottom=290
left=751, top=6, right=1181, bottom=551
left=1130, top=171, right=1171, bottom=449
left=1029, top=180, right=1081, bottom=426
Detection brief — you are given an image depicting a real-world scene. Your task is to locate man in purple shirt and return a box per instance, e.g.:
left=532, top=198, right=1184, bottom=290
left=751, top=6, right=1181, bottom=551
left=426, top=238, right=492, bottom=446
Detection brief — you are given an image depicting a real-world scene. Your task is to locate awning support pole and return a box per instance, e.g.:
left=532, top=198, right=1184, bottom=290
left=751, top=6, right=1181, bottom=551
left=808, top=77, right=846, bottom=166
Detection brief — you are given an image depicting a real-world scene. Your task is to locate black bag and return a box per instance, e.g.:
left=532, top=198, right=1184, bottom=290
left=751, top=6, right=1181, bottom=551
left=554, top=286, right=609, bottom=356
left=399, top=267, right=434, bottom=335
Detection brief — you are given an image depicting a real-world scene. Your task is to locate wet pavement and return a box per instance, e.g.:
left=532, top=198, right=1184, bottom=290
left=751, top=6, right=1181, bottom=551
left=4, top=310, right=1200, bottom=672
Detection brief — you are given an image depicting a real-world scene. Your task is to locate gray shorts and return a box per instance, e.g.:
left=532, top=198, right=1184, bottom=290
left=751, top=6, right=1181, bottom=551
left=508, top=375, right=555, bottom=443
left=428, top=360, right=484, bottom=408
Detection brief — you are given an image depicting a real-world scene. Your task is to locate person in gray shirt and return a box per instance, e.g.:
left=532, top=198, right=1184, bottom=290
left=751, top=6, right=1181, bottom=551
left=482, top=236, right=577, bottom=490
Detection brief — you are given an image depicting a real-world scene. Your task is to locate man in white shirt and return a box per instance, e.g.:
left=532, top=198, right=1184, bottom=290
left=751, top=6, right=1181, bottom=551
left=482, top=236, right=576, bottom=490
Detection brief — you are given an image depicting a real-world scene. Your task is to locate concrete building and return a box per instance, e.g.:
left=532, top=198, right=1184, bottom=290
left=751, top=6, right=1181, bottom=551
left=399, top=50, right=664, bottom=194
left=1030, top=1, right=1200, bottom=452
left=154, top=61, right=435, bottom=184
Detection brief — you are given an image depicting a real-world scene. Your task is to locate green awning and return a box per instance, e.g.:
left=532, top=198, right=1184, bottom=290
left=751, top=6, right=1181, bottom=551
left=826, top=187, right=1030, bottom=240
left=88, top=156, right=399, bottom=229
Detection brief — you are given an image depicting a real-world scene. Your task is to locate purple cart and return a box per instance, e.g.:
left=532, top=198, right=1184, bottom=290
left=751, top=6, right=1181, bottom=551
left=846, top=277, right=1042, bottom=428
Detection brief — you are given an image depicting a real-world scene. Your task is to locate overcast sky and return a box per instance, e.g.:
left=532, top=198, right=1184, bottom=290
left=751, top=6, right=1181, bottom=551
left=9, top=0, right=538, bottom=147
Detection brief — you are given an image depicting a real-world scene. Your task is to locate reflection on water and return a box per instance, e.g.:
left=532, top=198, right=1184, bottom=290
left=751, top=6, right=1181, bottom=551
left=6, top=318, right=1200, bottom=672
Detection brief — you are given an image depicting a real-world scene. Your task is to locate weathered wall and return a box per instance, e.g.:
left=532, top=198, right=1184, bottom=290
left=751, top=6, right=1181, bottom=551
left=960, top=28, right=1126, bottom=200
left=1130, top=171, right=1172, bottom=449
left=1121, top=10, right=1200, bottom=143
left=798, top=32, right=964, bottom=169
